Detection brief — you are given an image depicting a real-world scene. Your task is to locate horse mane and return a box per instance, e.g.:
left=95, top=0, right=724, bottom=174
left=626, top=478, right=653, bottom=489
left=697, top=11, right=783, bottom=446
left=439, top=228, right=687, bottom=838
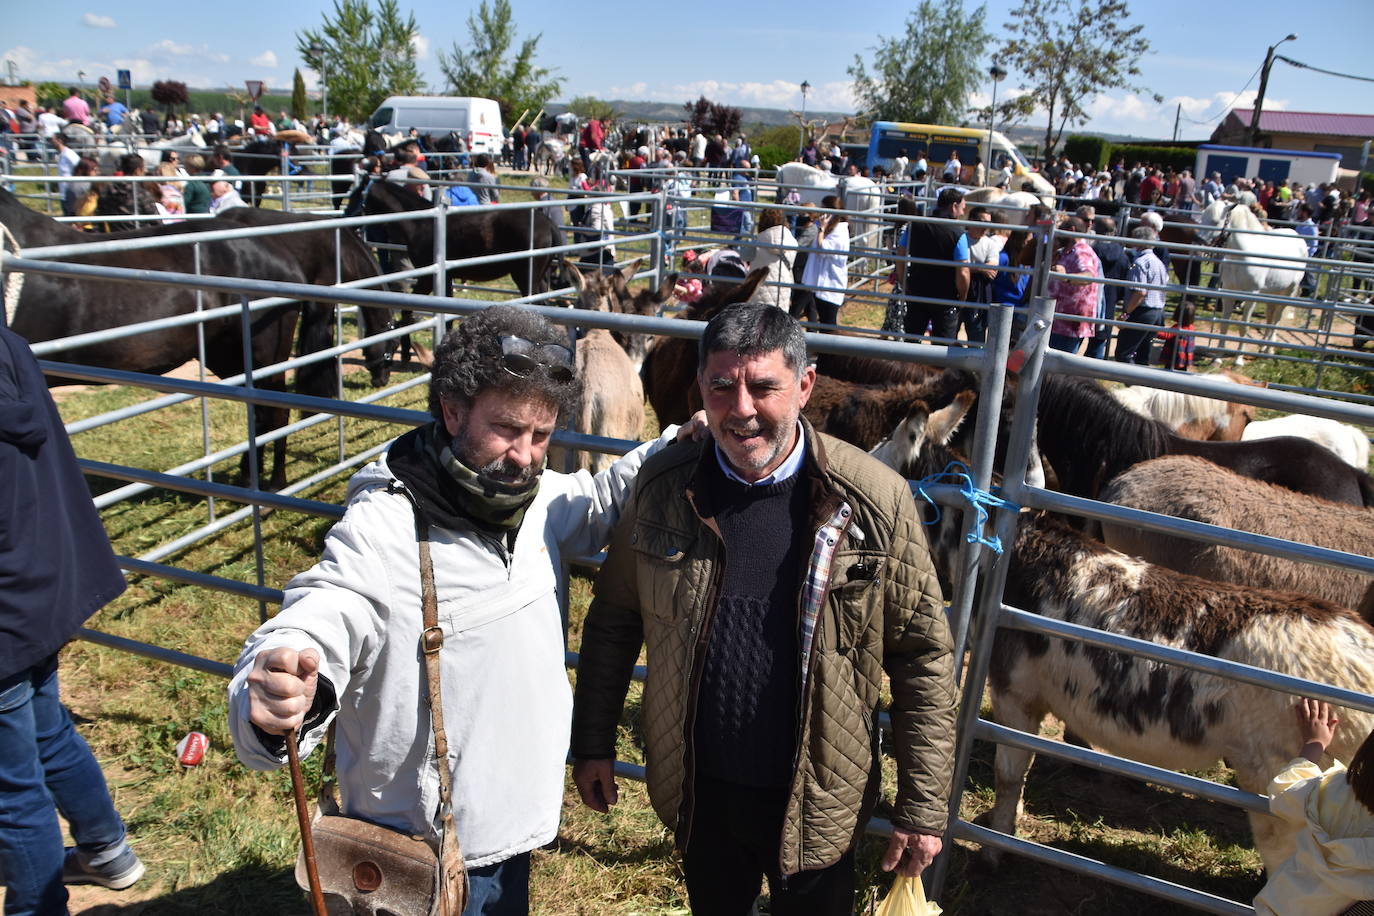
left=1225, top=202, right=1263, bottom=232
left=1037, top=374, right=1170, bottom=496
left=366, top=179, right=432, bottom=213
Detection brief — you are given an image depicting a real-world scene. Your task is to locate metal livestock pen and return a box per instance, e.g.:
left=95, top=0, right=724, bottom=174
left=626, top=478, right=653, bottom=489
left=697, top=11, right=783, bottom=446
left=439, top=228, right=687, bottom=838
left=2, top=180, right=1373, bottom=914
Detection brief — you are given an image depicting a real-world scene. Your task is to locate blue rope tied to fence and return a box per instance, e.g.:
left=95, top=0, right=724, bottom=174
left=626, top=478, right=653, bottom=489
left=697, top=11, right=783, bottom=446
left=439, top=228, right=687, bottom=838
left=913, top=461, right=1020, bottom=554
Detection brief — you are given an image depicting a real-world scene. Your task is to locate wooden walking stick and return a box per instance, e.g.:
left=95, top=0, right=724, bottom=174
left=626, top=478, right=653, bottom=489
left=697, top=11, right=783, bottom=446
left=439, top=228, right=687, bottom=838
left=286, top=731, right=328, bottom=916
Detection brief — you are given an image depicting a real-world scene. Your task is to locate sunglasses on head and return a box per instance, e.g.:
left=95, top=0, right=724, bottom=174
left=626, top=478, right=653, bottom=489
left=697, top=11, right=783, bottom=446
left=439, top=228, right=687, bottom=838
left=499, top=335, right=574, bottom=383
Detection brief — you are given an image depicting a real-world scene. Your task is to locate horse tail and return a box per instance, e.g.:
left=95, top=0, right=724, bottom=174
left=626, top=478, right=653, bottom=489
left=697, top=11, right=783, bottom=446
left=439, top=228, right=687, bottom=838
left=294, top=301, right=340, bottom=401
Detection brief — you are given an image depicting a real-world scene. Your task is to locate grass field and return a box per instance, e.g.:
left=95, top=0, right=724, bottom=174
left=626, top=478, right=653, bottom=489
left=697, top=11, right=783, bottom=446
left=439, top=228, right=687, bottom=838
left=10, top=169, right=1373, bottom=914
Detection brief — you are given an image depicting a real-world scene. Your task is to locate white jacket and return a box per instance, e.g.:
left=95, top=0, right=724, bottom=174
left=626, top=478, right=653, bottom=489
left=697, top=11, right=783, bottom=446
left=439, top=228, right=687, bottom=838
left=746, top=224, right=797, bottom=310
left=228, top=427, right=677, bottom=867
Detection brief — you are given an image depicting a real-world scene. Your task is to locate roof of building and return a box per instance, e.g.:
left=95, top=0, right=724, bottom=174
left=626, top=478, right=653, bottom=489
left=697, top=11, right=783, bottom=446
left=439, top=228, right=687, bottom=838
left=1223, top=109, right=1374, bottom=139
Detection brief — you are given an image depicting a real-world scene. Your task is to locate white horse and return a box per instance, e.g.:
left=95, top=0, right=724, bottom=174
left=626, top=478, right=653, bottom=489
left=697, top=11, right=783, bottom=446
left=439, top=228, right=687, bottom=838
left=532, top=136, right=569, bottom=177
left=1242, top=414, right=1371, bottom=470
left=774, top=161, right=837, bottom=205
left=1199, top=198, right=1308, bottom=362
left=961, top=187, right=1049, bottom=225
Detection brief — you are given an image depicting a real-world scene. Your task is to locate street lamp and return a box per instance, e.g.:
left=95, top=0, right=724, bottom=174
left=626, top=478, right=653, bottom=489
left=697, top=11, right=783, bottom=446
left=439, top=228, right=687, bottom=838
left=77, top=70, right=86, bottom=102
left=986, top=64, right=1007, bottom=185
left=1249, top=33, right=1296, bottom=147
left=799, top=80, right=811, bottom=158
left=308, top=42, right=328, bottom=126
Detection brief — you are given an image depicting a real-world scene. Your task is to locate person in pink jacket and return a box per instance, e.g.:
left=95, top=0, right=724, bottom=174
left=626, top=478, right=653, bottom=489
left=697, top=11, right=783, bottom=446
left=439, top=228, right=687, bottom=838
left=1046, top=216, right=1103, bottom=354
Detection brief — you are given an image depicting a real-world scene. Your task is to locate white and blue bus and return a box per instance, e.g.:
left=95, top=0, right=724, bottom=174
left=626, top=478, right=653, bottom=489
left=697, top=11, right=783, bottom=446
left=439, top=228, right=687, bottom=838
left=866, top=121, right=1052, bottom=193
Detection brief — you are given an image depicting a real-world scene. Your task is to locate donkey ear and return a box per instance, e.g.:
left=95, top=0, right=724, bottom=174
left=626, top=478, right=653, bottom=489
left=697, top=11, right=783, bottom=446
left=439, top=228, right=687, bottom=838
left=728, top=267, right=770, bottom=304
left=619, top=257, right=645, bottom=288
left=928, top=389, right=976, bottom=446
left=566, top=262, right=586, bottom=294
left=653, top=272, right=679, bottom=304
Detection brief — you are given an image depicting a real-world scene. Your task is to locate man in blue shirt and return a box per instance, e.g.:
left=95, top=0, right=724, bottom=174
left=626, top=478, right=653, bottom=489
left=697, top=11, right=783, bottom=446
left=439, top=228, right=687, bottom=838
left=100, top=96, right=128, bottom=132
left=1114, top=226, right=1169, bottom=364
left=1295, top=203, right=1319, bottom=297
left=898, top=187, right=970, bottom=342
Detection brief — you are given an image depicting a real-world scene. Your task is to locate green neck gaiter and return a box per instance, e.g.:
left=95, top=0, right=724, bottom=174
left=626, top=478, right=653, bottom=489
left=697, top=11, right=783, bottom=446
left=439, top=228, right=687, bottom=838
left=428, top=424, right=541, bottom=532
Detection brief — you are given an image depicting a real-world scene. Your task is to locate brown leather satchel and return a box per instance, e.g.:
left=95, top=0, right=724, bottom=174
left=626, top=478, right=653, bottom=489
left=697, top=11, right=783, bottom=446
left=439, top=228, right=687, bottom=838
left=294, top=510, right=468, bottom=916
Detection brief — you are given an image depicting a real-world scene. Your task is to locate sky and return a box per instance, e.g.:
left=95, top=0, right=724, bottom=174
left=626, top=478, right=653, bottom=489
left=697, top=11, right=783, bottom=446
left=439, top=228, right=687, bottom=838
left=5, top=0, right=1373, bottom=142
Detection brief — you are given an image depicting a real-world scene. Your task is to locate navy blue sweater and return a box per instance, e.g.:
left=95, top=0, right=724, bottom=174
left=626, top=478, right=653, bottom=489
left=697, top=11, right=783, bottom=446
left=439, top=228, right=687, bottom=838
left=0, top=326, right=125, bottom=680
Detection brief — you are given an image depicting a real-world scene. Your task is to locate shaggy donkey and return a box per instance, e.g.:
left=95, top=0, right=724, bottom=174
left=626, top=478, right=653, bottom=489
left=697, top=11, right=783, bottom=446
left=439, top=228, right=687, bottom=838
left=1100, top=455, right=1374, bottom=617
left=872, top=397, right=1374, bottom=873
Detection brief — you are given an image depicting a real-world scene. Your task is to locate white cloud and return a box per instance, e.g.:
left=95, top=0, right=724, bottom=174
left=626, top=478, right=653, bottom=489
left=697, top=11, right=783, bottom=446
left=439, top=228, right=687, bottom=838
left=149, top=39, right=194, bottom=56
left=249, top=50, right=278, bottom=69
left=411, top=34, right=430, bottom=60
left=83, top=12, right=116, bottom=28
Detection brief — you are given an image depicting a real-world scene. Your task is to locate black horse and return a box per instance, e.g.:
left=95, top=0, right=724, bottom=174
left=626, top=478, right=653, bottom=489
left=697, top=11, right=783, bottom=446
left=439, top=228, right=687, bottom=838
left=230, top=139, right=291, bottom=207
left=212, top=207, right=397, bottom=387
left=1032, top=373, right=1374, bottom=507
left=359, top=179, right=564, bottom=298
left=2, top=188, right=351, bottom=490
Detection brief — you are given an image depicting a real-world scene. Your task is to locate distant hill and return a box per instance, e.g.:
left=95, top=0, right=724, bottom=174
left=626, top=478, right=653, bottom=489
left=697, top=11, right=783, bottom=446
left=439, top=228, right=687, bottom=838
left=547, top=99, right=852, bottom=128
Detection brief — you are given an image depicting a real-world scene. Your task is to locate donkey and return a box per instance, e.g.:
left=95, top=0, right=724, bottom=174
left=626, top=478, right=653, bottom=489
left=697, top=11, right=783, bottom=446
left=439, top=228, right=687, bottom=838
left=606, top=258, right=677, bottom=374
left=873, top=397, right=1374, bottom=873
left=1100, top=455, right=1374, bottom=617
left=551, top=264, right=646, bottom=473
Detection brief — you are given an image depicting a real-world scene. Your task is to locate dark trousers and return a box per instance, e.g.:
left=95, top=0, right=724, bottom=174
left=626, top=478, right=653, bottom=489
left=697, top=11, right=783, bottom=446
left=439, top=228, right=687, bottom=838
left=684, top=776, right=855, bottom=916
left=904, top=299, right=960, bottom=342
left=1114, top=307, right=1164, bottom=364
left=816, top=297, right=840, bottom=327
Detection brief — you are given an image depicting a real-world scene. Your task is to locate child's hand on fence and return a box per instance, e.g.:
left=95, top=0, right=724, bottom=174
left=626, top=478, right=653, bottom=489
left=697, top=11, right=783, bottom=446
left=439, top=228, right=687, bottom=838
left=1296, top=697, right=1340, bottom=763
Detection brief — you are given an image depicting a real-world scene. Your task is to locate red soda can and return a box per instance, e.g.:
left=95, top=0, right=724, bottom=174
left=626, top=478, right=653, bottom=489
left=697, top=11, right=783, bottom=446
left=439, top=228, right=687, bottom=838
left=176, top=731, right=209, bottom=766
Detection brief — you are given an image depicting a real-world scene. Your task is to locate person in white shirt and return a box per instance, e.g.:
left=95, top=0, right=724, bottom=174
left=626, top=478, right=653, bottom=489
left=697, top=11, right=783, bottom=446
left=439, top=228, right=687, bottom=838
left=208, top=171, right=248, bottom=212
left=799, top=194, right=851, bottom=326
left=891, top=149, right=910, bottom=181
left=230, top=306, right=699, bottom=914
left=942, top=149, right=962, bottom=183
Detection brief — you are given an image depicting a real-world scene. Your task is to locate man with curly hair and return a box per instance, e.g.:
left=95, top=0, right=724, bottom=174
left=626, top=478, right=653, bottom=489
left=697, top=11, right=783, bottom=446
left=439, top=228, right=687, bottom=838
left=228, top=305, right=699, bottom=914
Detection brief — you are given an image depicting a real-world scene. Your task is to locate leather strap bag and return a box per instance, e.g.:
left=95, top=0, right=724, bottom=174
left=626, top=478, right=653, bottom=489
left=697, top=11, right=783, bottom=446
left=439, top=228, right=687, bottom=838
left=294, top=491, right=468, bottom=916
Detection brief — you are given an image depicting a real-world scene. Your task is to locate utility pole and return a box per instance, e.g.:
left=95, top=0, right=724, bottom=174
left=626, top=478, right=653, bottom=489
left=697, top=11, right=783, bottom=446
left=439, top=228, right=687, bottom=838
left=1249, top=33, right=1296, bottom=147
left=1172, top=103, right=1181, bottom=143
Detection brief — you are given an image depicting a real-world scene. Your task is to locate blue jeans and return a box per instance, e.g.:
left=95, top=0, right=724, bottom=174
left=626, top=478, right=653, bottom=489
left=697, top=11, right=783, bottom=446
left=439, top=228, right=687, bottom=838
left=0, top=655, right=129, bottom=916
left=460, top=851, right=530, bottom=916
left=1048, top=332, right=1087, bottom=354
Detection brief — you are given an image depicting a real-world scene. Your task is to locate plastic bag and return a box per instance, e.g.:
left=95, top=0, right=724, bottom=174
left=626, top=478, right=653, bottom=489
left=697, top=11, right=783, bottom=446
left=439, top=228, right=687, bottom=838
left=874, top=874, right=942, bottom=916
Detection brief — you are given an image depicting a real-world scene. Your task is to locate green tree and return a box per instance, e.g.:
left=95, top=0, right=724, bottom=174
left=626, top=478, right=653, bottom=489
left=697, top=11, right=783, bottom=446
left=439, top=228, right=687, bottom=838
left=34, top=82, right=67, bottom=108
left=848, top=1, right=991, bottom=125
left=1000, top=0, right=1160, bottom=157
left=291, top=68, right=309, bottom=121
left=437, top=0, right=562, bottom=125
left=568, top=95, right=621, bottom=127
left=297, top=0, right=426, bottom=124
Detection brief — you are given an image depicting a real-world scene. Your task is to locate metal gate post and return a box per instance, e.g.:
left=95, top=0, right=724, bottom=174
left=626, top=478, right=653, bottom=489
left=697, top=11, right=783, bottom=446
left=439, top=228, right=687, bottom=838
left=432, top=189, right=449, bottom=347
left=194, top=242, right=216, bottom=522
left=281, top=146, right=292, bottom=212
left=650, top=189, right=666, bottom=289
left=945, top=304, right=1013, bottom=679
left=927, top=296, right=1053, bottom=898
left=238, top=293, right=269, bottom=624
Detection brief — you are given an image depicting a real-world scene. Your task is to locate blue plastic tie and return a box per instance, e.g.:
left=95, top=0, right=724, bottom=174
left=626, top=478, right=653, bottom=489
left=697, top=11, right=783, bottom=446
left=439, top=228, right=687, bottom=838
left=913, top=461, right=1020, bottom=554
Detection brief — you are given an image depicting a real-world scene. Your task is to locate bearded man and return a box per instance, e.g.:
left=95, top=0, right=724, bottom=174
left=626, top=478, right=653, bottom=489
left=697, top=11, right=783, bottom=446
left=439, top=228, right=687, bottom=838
left=229, top=304, right=697, bottom=915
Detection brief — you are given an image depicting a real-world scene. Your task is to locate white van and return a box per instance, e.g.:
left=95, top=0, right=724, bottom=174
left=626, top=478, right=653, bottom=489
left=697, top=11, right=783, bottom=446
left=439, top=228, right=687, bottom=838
left=367, top=96, right=504, bottom=156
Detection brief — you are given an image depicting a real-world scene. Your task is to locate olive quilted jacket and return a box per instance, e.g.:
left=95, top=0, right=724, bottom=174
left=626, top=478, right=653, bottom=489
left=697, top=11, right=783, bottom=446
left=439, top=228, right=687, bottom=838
left=571, top=422, right=956, bottom=876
